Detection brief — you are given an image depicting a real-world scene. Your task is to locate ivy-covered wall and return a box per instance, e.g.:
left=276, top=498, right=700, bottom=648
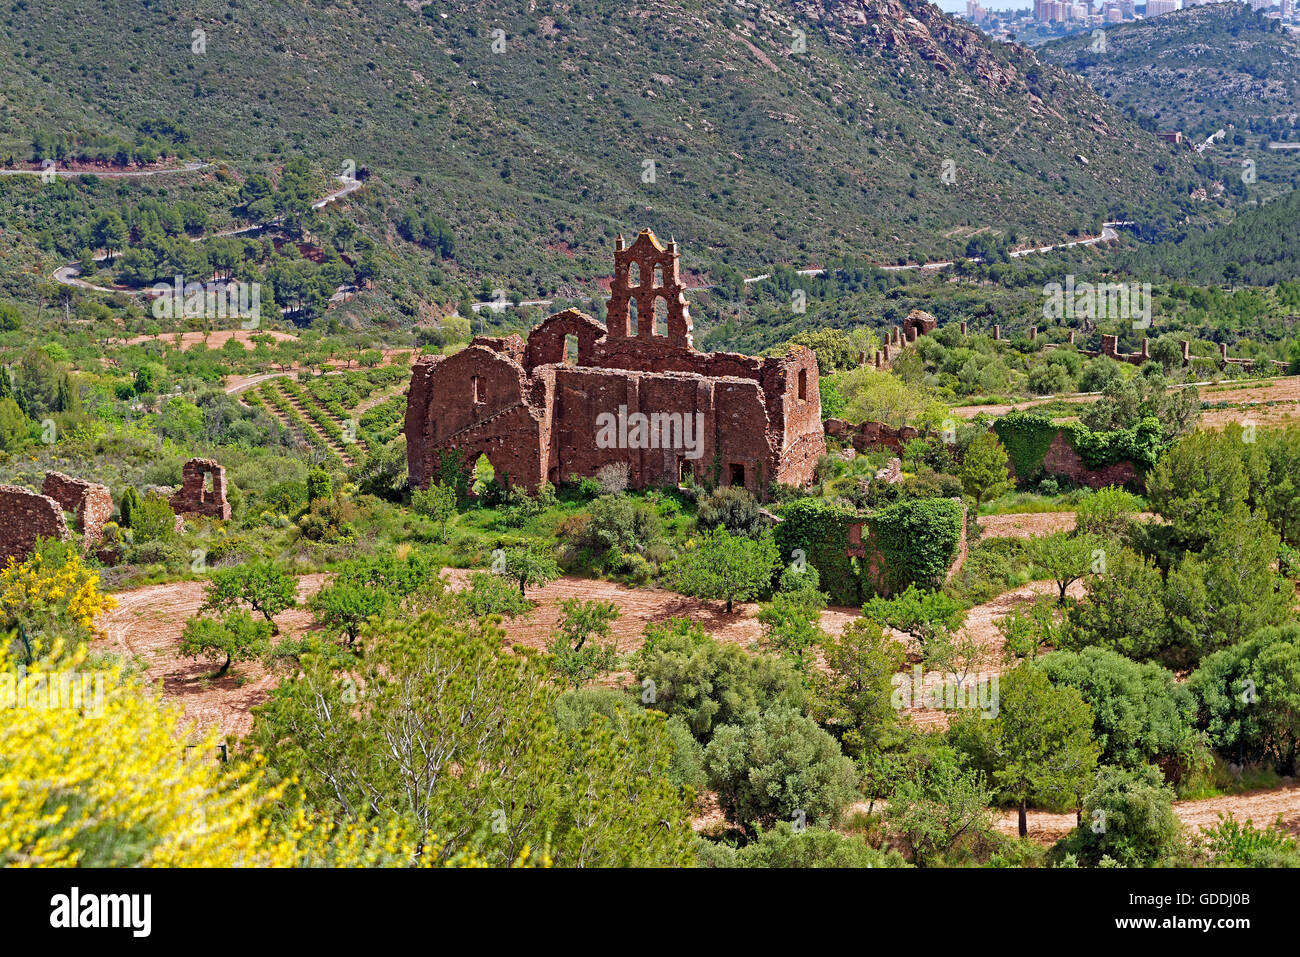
left=774, top=498, right=861, bottom=605
left=993, top=411, right=1163, bottom=486
left=776, top=496, right=966, bottom=602
left=863, top=498, right=966, bottom=594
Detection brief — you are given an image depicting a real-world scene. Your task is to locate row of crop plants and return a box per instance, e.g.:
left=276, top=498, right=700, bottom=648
left=277, top=375, right=355, bottom=452
left=254, top=379, right=345, bottom=466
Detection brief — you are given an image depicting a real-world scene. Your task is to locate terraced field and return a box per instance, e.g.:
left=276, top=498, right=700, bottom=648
left=242, top=368, right=408, bottom=469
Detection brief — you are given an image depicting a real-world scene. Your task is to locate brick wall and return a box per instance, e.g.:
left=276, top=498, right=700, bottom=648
left=407, top=234, right=826, bottom=500
left=169, top=459, right=231, bottom=519
left=42, top=472, right=113, bottom=547
left=1040, top=431, right=1138, bottom=489
left=0, top=485, right=70, bottom=564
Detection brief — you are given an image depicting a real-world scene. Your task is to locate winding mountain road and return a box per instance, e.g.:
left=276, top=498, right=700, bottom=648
left=468, top=222, right=1134, bottom=314
left=49, top=172, right=361, bottom=293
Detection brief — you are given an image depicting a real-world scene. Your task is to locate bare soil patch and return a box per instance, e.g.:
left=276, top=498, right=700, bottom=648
left=95, top=574, right=328, bottom=739
left=995, top=781, right=1300, bottom=845
left=978, top=512, right=1077, bottom=538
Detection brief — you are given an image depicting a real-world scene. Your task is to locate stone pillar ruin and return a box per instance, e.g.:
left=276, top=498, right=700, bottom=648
left=170, top=459, right=231, bottom=520
left=0, top=486, right=70, bottom=564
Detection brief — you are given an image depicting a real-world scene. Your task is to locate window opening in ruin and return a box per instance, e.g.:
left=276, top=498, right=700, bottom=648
left=729, top=463, right=745, bottom=487
left=655, top=298, right=669, bottom=337
left=471, top=454, right=495, bottom=496
left=678, top=458, right=690, bottom=486
left=564, top=334, right=578, bottom=364
left=629, top=298, right=639, bottom=336
left=203, top=470, right=214, bottom=496
left=654, top=264, right=664, bottom=286
left=629, top=262, right=642, bottom=287
left=797, top=368, right=807, bottom=401
left=472, top=375, right=485, bottom=404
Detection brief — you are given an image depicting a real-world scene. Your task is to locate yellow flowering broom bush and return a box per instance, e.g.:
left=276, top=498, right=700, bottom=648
left=0, top=541, right=116, bottom=663
left=0, top=650, right=482, bottom=867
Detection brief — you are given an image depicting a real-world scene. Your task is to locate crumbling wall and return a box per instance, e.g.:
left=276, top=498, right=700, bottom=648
left=42, top=472, right=113, bottom=547
left=824, top=418, right=921, bottom=454
left=170, top=459, right=231, bottom=519
left=0, top=485, right=70, bottom=564
left=845, top=499, right=969, bottom=596
left=1040, top=432, right=1137, bottom=489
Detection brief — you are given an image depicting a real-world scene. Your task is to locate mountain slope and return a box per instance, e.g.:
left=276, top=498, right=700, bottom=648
left=0, top=0, right=1209, bottom=302
left=1039, top=5, right=1300, bottom=145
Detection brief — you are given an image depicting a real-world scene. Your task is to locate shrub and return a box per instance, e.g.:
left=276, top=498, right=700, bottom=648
left=1037, top=647, right=1197, bottom=770
left=580, top=494, right=659, bottom=555
left=1189, top=623, right=1300, bottom=775
left=869, top=498, right=965, bottom=592
left=552, top=688, right=707, bottom=798
left=458, top=570, right=532, bottom=619
left=306, top=467, right=333, bottom=503
left=696, top=486, right=767, bottom=539
left=595, top=461, right=629, bottom=494
left=773, top=497, right=861, bottom=605
left=1074, top=485, right=1142, bottom=538
left=131, top=492, right=178, bottom=542
left=118, top=486, right=141, bottom=528
left=634, top=618, right=803, bottom=742
left=179, top=609, right=272, bottom=675
left=668, top=527, right=778, bottom=613
left=700, top=822, right=908, bottom=868
left=703, top=706, right=858, bottom=835
left=1054, top=765, right=1183, bottom=867
left=1195, top=814, right=1300, bottom=868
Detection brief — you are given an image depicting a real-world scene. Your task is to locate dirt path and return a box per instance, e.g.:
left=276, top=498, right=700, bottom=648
left=977, top=512, right=1077, bottom=538
left=994, top=782, right=1300, bottom=844
left=95, top=574, right=328, bottom=739
left=93, top=564, right=1069, bottom=740
left=440, top=569, right=775, bottom=653
left=127, top=329, right=298, bottom=351
left=897, top=579, right=1079, bottom=730
left=950, top=375, right=1300, bottom=422
left=0, top=160, right=210, bottom=178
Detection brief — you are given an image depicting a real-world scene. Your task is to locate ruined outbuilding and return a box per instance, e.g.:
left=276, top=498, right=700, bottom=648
left=0, top=486, right=70, bottom=564
left=170, top=459, right=231, bottom=519
left=406, top=231, right=826, bottom=499
left=42, top=472, right=113, bottom=548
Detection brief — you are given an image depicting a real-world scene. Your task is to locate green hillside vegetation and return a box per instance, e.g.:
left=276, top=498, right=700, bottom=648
left=0, top=0, right=1212, bottom=323
left=1040, top=4, right=1300, bottom=194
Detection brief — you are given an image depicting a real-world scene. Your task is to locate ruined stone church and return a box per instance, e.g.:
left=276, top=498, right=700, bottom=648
left=405, top=230, right=826, bottom=500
